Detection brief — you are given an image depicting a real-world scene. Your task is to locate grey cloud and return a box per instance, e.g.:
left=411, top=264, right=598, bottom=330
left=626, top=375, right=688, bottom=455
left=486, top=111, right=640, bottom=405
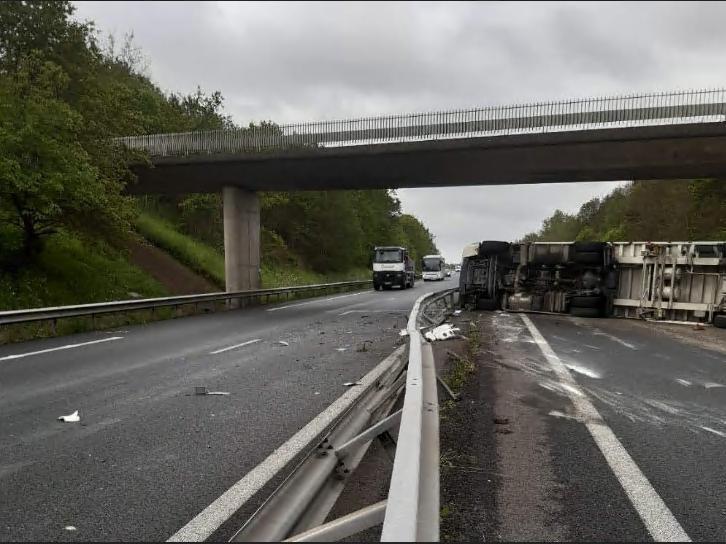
left=71, top=2, right=723, bottom=260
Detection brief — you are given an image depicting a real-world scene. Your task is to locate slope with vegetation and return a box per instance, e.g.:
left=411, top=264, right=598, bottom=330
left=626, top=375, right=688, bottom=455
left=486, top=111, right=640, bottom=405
left=0, top=1, right=438, bottom=317
left=523, top=179, right=726, bottom=243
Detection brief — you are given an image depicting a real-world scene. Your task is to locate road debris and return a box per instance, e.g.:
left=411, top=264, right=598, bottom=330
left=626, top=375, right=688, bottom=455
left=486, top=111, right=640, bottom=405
left=64, top=526, right=77, bottom=532
left=424, top=324, right=461, bottom=342
left=277, top=341, right=289, bottom=346
left=335, top=347, right=348, bottom=352
left=195, top=387, right=230, bottom=396
left=453, top=309, right=463, bottom=316
left=399, top=329, right=409, bottom=337
left=58, top=410, right=80, bottom=423
left=343, top=381, right=362, bottom=387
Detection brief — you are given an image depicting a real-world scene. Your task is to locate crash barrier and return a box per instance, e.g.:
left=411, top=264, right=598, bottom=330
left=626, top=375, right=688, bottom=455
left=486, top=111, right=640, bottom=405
left=221, top=289, right=457, bottom=542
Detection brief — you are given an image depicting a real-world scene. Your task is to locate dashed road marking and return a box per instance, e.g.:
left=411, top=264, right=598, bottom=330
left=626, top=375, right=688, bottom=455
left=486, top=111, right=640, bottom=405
left=521, top=314, right=690, bottom=542
left=0, top=337, right=124, bottom=362
left=266, top=292, right=365, bottom=312
left=209, top=338, right=262, bottom=355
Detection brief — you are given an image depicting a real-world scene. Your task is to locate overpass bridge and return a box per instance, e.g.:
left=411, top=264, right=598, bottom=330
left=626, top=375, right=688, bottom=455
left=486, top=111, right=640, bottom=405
left=117, top=89, right=726, bottom=293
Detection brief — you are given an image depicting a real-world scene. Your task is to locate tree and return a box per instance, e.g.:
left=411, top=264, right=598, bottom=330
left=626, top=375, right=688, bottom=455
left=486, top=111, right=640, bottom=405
left=0, top=56, right=130, bottom=259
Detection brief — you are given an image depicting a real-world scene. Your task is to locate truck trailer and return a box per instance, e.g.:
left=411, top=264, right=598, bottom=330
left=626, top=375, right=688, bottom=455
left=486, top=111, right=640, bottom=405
left=459, top=240, right=726, bottom=327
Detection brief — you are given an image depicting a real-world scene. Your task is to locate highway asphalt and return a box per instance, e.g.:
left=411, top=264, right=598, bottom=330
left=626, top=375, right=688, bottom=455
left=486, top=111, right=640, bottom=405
left=454, top=310, right=726, bottom=542
left=0, top=278, right=452, bottom=542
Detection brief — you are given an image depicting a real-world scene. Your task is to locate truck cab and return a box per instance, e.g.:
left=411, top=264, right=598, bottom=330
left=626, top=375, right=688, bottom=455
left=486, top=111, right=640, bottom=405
left=373, top=246, right=415, bottom=290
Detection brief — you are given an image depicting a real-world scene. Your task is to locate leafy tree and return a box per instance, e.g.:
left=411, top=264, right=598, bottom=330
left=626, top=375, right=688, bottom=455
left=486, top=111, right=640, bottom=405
left=0, top=56, right=130, bottom=260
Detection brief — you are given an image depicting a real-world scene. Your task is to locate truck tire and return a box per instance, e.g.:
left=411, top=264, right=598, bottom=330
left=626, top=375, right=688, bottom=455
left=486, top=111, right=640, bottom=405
left=570, top=306, right=602, bottom=318
left=573, top=251, right=602, bottom=265
left=573, top=241, right=606, bottom=253
left=570, top=295, right=603, bottom=308
left=479, top=241, right=510, bottom=256
left=477, top=297, right=498, bottom=311
left=714, top=314, right=726, bottom=329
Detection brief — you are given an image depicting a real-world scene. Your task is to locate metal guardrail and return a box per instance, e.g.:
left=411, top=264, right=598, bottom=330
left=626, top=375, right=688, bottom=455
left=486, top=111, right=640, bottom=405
left=381, top=288, right=456, bottom=542
left=116, top=89, right=726, bottom=157
left=0, top=281, right=371, bottom=327
left=225, top=288, right=457, bottom=543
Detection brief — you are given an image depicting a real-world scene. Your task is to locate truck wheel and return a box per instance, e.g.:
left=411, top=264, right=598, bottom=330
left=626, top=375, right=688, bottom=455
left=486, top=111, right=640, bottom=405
left=477, top=297, right=498, bottom=311
left=479, top=241, right=510, bottom=256
left=714, top=314, right=726, bottom=329
left=573, top=241, right=606, bottom=253
left=570, top=306, right=603, bottom=318
left=573, top=251, right=602, bottom=265
left=374, top=283, right=381, bottom=291
left=570, top=295, right=603, bottom=308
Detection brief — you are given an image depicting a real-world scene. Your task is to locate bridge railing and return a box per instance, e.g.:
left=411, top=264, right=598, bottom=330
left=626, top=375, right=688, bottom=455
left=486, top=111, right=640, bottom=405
left=117, top=89, right=726, bottom=157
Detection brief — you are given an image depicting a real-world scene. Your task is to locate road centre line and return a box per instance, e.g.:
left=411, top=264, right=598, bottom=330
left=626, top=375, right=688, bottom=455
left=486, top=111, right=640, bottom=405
left=266, top=291, right=365, bottom=312
left=520, top=314, right=690, bottom=542
left=167, top=345, right=406, bottom=542
left=0, top=336, right=124, bottom=362
left=209, top=338, right=262, bottom=355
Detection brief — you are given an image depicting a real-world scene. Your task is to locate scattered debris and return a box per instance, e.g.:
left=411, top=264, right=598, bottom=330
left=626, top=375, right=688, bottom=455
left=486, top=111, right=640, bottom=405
left=493, top=417, right=509, bottom=425
left=64, top=526, right=77, bottom=532
left=453, top=310, right=463, bottom=316
left=335, top=347, right=348, bottom=352
left=343, top=381, right=362, bottom=387
left=675, top=378, right=692, bottom=387
left=693, top=323, right=705, bottom=331
left=58, top=410, right=80, bottom=423
left=314, top=391, right=320, bottom=395
left=360, top=315, right=369, bottom=319
left=424, top=324, right=461, bottom=342
left=277, top=341, right=289, bottom=346
left=399, top=329, right=409, bottom=337
left=345, top=331, right=353, bottom=334
left=194, top=387, right=230, bottom=396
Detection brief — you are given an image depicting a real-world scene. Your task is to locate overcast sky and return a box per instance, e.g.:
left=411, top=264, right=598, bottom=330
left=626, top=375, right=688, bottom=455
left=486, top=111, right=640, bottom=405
left=73, top=1, right=726, bottom=261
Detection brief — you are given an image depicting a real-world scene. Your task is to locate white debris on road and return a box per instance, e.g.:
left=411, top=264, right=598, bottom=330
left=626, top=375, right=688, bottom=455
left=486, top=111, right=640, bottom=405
left=64, top=526, right=77, bottom=532
left=398, top=329, right=409, bottom=337
left=675, top=378, right=692, bottom=387
left=58, top=410, right=80, bottom=423
left=335, top=347, right=348, bottom=352
left=424, top=324, right=461, bottom=342
left=343, top=381, right=362, bottom=387
left=277, top=341, right=289, bottom=346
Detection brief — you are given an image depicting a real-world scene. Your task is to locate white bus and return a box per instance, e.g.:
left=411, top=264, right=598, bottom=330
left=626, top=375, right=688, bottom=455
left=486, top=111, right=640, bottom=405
left=422, top=254, right=446, bottom=281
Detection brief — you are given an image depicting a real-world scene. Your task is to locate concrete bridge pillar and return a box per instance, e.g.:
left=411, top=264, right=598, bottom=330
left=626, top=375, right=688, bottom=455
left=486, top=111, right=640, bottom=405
left=223, top=186, right=260, bottom=295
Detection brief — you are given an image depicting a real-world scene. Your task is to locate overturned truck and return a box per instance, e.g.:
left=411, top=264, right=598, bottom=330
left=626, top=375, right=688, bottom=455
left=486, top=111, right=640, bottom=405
left=460, top=240, right=726, bottom=327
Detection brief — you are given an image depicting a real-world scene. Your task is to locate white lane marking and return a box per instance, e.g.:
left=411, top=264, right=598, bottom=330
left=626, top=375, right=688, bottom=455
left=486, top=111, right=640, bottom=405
left=521, top=315, right=690, bottom=542
left=266, top=291, right=365, bottom=312
left=0, top=336, right=124, bottom=362
left=338, top=309, right=410, bottom=316
left=167, top=345, right=406, bottom=542
left=209, top=338, right=262, bottom=355
left=591, top=327, right=638, bottom=350
left=700, top=426, right=726, bottom=438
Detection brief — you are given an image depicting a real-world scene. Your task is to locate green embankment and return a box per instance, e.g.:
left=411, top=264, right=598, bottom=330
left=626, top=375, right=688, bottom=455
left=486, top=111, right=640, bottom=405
left=135, top=211, right=369, bottom=288
left=0, top=232, right=168, bottom=343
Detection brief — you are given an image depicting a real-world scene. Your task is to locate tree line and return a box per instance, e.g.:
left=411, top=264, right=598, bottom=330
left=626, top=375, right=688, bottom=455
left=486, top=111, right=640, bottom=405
left=522, top=179, right=726, bottom=243
left=0, top=1, right=437, bottom=276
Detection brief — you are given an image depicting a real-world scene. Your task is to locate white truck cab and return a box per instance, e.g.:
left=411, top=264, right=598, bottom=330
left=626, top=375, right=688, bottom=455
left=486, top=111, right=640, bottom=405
left=372, top=246, right=415, bottom=290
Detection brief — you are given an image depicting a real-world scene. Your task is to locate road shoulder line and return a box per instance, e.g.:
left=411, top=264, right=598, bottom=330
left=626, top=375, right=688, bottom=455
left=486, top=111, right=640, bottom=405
left=520, top=314, right=690, bottom=543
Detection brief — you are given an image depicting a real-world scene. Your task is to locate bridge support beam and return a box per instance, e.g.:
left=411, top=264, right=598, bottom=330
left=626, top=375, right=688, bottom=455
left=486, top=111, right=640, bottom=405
left=223, top=186, right=260, bottom=298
